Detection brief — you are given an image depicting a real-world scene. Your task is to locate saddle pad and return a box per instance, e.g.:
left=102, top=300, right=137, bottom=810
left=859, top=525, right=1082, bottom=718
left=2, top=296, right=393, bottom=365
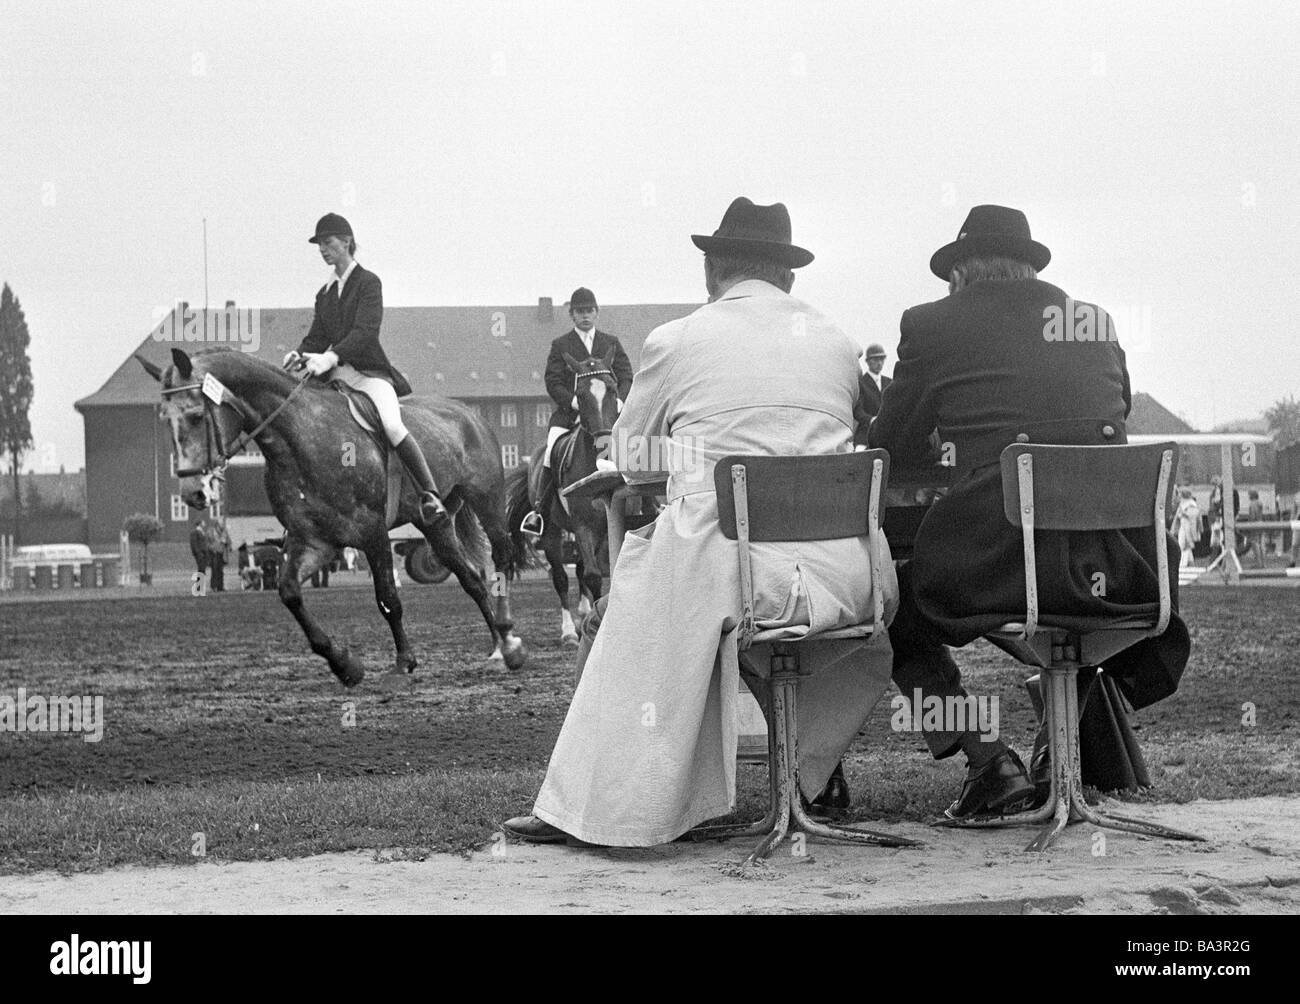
left=330, top=381, right=403, bottom=527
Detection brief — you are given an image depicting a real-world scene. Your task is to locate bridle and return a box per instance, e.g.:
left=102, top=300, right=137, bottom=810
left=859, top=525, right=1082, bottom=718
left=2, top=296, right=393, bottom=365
left=161, top=371, right=310, bottom=478
left=571, top=365, right=618, bottom=439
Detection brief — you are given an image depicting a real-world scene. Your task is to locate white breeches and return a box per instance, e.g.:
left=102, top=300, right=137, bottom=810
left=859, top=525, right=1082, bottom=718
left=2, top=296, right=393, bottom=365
left=333, top=363, right=409, bottom=447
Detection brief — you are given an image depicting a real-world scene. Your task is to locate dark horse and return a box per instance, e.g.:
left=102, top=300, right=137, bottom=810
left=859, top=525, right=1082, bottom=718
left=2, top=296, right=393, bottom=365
left=140, top=347, right=526, bottom=685
left=506, top=351, right=622, bottom=647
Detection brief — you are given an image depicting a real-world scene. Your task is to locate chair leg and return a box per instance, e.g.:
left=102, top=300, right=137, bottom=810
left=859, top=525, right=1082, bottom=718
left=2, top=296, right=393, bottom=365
left=696, top=665, right=923, bottom=861
left=690, top=698, right=782, bottom=842
left=939, top=660, right=1203, bottom=850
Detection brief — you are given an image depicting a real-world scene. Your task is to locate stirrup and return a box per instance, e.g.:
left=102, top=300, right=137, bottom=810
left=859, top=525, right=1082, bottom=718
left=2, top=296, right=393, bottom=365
left=519, top=510, right=544, bottom=539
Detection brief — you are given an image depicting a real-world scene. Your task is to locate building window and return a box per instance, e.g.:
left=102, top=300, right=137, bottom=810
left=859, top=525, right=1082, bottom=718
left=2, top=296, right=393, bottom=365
left=535, top=403, right=550, bottom=427
left=501, top=403, right=517, bottom=428
left=501, top=444, right=520, bottom=469
left=170, top=495, right=188, bottom=521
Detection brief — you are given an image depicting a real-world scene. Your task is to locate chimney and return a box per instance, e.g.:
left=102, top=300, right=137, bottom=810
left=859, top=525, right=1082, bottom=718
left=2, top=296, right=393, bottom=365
left=225, top=299, right=236, bottom=309
left=537, top=296, right=554, bottom=322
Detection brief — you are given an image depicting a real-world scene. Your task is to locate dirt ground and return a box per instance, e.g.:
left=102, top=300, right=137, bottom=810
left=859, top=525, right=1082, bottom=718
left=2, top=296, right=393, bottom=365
left=4, top=795, right=1298, bottom=914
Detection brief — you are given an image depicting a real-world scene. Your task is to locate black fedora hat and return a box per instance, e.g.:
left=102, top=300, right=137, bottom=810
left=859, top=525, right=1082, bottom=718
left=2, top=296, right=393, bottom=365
left=308, top=212, right=354, bottom=244
left=691, top=197, right=814, bottom=269
left=569, top=287, right=598, bottom=310
left=929, top=205, right=1050, bottom=280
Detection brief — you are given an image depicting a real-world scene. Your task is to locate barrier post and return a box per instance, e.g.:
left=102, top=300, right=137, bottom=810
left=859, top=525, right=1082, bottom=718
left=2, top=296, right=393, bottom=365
left=119, top=530, right=130, bottom=586
left=0, top=533, right=10, bottom=590
left=1221, top=443, right=1239, bottom=585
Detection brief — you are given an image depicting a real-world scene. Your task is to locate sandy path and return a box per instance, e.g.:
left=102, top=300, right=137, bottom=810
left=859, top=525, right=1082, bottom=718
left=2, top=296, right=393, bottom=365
left=5, top=795, right=1299, bottom=914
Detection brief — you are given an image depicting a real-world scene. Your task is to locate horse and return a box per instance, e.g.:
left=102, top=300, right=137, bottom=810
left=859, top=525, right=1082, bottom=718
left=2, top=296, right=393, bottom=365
left=139, top=347, right=526, bottom=685
left=505, top=351, right=622, bottom=647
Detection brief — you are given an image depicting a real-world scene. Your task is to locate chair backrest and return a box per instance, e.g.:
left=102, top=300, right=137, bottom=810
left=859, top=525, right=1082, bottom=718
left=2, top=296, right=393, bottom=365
left=714, top=451, right=890, bottom=647
left=998, top=442, right=1178, bottom=640
left=714, top=451, right=890, bottom=542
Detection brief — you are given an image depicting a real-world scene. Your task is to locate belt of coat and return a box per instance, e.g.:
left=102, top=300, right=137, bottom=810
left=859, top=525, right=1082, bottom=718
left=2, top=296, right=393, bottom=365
left=947, top=417, right=1128, bottom=474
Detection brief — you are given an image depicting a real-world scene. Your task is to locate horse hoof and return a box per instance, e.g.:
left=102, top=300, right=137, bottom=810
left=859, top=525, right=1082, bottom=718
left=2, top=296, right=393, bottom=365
left=561, top=633, right=580, bottom=650
left=504, top=639, right=528, bottom=670
left=395, top=654, right=418, bottom=675
left=332, top=646, right=366, bottom=687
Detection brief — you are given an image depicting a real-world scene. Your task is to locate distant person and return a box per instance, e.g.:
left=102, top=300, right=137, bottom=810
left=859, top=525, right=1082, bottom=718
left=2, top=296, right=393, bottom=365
left=190, top=521, right=208, bottom=579
left=1173, top=488, right=1201, bottom=568
left=206, top=520, right=231, bottom=592
left=519, top=287, right=633, bottom=537
left=1246, top=490, right=1266, bottom=567
left=284, top=212, right=448, bottom=528
left=852, top=343, right=892, bottom=444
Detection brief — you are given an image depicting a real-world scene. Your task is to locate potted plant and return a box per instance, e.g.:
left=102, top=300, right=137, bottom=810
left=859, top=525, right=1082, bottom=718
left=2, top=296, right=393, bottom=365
left=123, top=512, right=164, bottom=585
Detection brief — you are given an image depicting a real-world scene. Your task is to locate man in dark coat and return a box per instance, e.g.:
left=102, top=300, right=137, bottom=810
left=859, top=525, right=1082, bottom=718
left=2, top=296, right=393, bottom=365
left=520, top=287, right=634, bottom=535
left=868, top=205, right=1190, bottom=819
left=852, top=343, right=891, bottom=444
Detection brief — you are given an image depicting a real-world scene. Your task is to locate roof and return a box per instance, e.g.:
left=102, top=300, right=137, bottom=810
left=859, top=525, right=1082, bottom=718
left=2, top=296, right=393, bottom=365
left=76, top=301, right=699, bottom=410
left=1127, top=392, right=1197, bottom=436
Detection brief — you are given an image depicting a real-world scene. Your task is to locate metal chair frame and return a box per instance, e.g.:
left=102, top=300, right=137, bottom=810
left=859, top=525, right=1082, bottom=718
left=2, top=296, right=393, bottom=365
left=935, top=442, right=1204, bottom=850
left=691, top=451, right=923, bottom=864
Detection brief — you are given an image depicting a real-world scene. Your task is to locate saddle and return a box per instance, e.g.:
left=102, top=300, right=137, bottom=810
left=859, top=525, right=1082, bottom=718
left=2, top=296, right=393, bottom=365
left=529, top=430, right=575, bottom=516
left=330, top=381, right=404, bottom=527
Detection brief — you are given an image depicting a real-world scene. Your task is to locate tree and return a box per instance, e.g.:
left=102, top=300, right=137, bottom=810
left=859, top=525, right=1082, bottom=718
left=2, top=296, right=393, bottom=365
left=123, top=513, right=164, bottom=585
left=0, top=284, right=34, bottom=542
left=1265, top=396, right=1300, bottom=449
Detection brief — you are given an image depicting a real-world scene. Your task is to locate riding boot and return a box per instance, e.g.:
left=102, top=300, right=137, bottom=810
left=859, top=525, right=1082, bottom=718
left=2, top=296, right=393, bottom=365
left=394, top=435, right=449, bottom=528
left=521, top=465, right=554, bottom=538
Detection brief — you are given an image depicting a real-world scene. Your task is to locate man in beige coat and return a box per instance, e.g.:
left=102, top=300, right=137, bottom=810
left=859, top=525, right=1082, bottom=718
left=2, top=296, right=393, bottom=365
left=504, top=198, right=898, bottom=847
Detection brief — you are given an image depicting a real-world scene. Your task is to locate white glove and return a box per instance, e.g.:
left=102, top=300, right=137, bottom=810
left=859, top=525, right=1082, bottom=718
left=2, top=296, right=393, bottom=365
left=283, top=350, right=302, bottom=369
left=571, top=395, right=579, bottom=410
left=302, top=351, right=338, bottom=377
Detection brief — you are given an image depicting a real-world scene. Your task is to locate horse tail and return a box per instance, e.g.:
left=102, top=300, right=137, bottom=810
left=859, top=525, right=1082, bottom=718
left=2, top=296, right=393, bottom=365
left=504, top=463, right=542, bottom=579
left=453, top=502, right=491, bottom=576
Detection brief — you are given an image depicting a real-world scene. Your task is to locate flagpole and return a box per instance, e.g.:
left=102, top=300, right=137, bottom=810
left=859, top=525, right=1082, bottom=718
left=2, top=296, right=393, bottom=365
left=202, top=217, right=209, bottom=312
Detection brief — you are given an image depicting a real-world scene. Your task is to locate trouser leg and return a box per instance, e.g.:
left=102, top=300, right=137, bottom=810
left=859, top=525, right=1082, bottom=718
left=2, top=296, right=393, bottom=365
left=889, top=562, right=1001, bottom=765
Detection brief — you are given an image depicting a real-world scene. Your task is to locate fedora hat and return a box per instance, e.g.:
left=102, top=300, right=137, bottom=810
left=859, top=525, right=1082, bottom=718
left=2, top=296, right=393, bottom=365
left=569, top=287, right=598, bottom=310
left=692, top=197, right=814, bottom=269
left=929, top=205, right=1050, bottom=280
left=308, top=212, right=354, bottom=244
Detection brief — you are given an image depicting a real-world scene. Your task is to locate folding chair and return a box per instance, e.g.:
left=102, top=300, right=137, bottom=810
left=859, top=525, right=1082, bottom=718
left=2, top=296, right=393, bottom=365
left=937, top=441, right=1205, bottom=851
left=693, top=451, right=923, bottom=864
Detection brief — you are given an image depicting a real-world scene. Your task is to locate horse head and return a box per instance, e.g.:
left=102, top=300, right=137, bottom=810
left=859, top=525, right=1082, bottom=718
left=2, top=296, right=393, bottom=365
left=563, top=349, right=621, bottom=441
left=138, top=348, right=248, bottom=510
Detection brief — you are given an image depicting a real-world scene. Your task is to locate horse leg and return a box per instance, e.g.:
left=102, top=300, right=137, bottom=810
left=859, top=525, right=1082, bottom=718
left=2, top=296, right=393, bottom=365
left=573, top=524, right=605, bottom=608
left=279, top=538, right=364, bottom=686
left=460, top=486, right=527, bottom=669
left=421, top=515, right=517, bottom=669
left=542, top=522, right=578, bottom=648
left=363, top=534, right=417, bottom=676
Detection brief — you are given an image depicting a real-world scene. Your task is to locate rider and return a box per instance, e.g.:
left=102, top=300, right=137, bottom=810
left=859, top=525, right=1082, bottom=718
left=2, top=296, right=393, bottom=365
left=284, top=213, right=448, bottom=527
left=520, top=287, right=633, bottom=536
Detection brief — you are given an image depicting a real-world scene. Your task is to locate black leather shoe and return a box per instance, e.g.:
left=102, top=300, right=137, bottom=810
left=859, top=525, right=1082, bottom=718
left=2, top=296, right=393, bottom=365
left=501, top=814, right=569, bottom=844
left=945, top=749, right=1035, bottom=820
left=811, top=762, right=851, bottom=811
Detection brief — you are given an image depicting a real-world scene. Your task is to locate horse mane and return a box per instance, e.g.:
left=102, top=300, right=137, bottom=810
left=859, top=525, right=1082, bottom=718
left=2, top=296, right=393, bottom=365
left=191, top=349, right=301, bottom=397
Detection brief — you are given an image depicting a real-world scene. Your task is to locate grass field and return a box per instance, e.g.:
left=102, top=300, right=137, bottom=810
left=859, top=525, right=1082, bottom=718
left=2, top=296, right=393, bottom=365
left=1, top=577, right=1296, bottom=874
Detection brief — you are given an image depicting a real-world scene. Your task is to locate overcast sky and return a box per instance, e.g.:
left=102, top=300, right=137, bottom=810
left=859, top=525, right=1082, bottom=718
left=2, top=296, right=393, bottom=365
left=3, top=0, right=1297, bottom=471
